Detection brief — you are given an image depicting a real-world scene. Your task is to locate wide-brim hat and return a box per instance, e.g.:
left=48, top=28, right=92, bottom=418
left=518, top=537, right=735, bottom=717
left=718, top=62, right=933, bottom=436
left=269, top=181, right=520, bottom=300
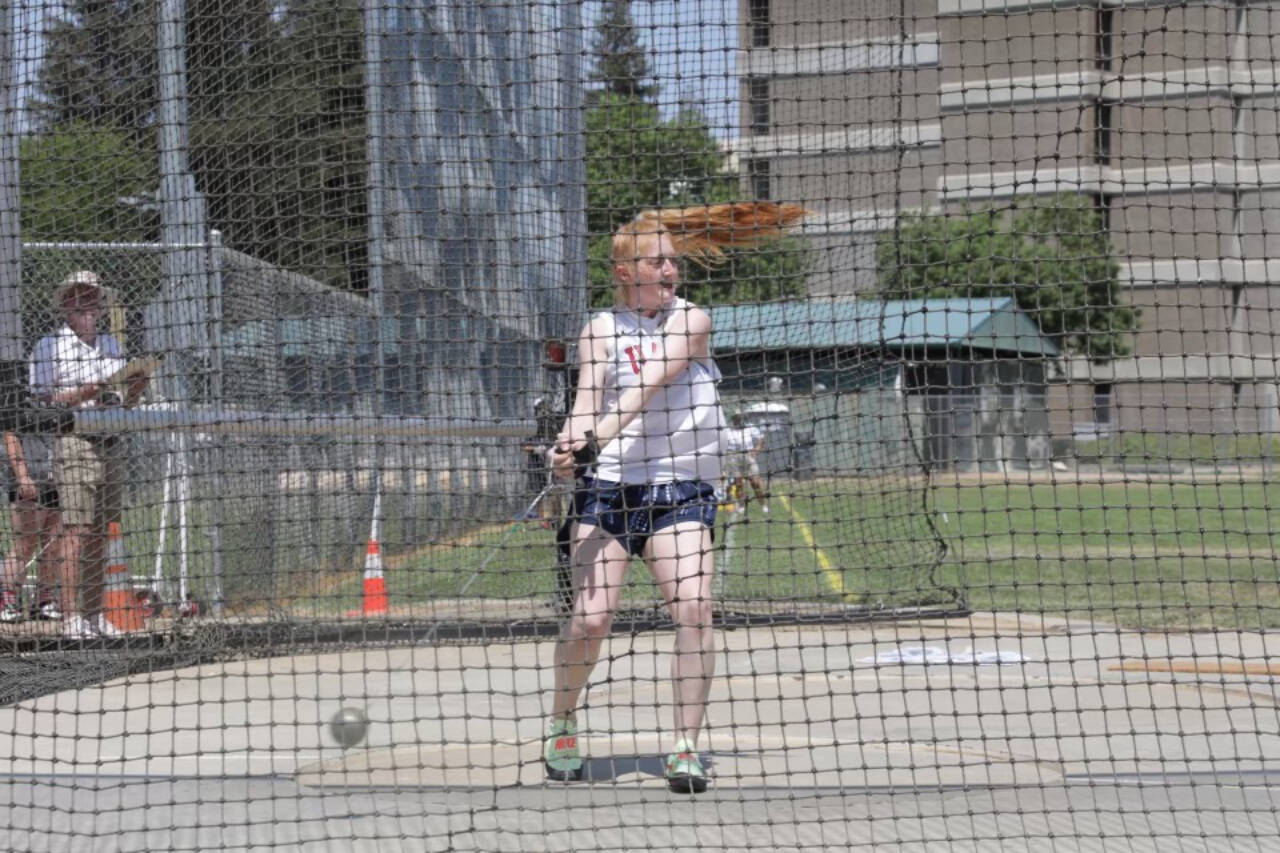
left=56, top=270, right=106, bottom=309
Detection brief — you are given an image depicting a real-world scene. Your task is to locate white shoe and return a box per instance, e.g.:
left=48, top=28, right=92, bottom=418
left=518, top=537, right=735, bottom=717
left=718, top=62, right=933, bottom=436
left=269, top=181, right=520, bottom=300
left=94, top=614, right=123, bottom=637
left=761, top=505, right=770, bottom=514
left=62, top=614, right=97, bottom=638
left=37, top=601, right=62, bottom=621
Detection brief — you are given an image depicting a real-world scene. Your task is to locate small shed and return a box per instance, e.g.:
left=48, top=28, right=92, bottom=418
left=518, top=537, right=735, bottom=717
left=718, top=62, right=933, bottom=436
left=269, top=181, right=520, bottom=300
left=709, top=297, right=1060, bottom=473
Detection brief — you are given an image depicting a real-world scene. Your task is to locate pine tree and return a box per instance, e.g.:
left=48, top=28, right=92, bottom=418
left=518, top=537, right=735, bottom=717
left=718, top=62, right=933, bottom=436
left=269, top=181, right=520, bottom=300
left=33, top=0, right=368, bottom=291
left=188, top=0, right=367, bottom=291
left=589, top=0, right=657, bottom=100
left=31, top=0, right=157, bottom=136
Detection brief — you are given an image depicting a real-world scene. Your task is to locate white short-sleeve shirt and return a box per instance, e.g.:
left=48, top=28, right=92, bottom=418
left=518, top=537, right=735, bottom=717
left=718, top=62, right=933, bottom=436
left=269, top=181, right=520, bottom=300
left=723, top=426, right=761, bottom=455
left=29, top=326, right=127, bottom=409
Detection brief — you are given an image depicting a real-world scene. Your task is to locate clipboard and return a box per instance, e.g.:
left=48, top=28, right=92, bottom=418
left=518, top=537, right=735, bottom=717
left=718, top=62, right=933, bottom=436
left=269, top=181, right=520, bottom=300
left=105, top=357, right=161, bottom=387
left=93, top=356, right=160, bottom=408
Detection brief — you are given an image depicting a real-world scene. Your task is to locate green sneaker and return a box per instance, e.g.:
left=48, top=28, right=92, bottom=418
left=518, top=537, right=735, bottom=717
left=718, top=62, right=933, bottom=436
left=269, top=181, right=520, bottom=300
left=664, top=739, right=709, bottom=794
left=543, top=718, right=584, bottom=782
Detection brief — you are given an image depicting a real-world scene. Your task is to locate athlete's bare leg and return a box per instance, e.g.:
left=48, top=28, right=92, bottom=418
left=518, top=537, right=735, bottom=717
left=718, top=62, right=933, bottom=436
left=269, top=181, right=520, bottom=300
left=551, top=523, right=633, bottom=721
left=646, top=521, right=716, bottom=745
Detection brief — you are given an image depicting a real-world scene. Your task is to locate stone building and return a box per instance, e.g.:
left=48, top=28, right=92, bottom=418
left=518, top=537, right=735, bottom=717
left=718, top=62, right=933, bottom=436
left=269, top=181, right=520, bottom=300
left=735, top=0, right=1280, bottom=440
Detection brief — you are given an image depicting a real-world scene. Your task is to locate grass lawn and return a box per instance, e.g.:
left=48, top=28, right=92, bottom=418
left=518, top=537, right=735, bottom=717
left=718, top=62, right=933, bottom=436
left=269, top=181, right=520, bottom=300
left=12, top=473, right=1276, bottom=631
left=291, top=477, right=955, bottom=617
left=932, top=478, right=1280, bottom=630
left=342, top=476, right=1280, bottom=631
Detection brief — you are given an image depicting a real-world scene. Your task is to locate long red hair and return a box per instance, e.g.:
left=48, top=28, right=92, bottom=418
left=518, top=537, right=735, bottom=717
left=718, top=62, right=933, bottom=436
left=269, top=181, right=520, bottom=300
left=610, top=202, right=808, bottom=268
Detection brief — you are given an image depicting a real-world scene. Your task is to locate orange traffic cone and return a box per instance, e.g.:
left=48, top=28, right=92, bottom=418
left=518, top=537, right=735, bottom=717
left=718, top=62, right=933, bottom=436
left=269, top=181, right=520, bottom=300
left=102, top=522, right=144, bottom=632
left=348, top=538, right=388, bottom=617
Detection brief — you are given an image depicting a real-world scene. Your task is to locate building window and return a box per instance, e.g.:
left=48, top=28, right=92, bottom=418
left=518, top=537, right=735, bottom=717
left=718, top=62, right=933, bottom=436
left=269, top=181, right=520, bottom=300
left=1094, top=101, right=1113, bottom=165
left=748, top=158, right=771, bottom=200
left=1095, top=8, right=1114, bottom=71
left=1231, top=2, right=1247, bottom=63
left=749, top=0, right=770, bottom=49
left=1094, top=193, right=1112, bottom=232
left=747, top=77, right=770, bottom=135
left=904, top=362, right=950, bottom=395
left=1093, top=383, right=1113, bottom=427
left=1232, top=97, right=1247, bottom=161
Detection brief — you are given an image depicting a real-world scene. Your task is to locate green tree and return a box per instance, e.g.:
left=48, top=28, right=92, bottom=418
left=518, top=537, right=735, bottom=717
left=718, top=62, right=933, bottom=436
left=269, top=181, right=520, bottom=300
left=32, top=0, right=276, bottom=137
left=188, top=0, right=367, bottom=290
left=33, top=0, right=367, bottom=291
left=20, top=122, right=157, bottom=242
left=585, top=95, right=810, bottom=307
left=186, top=1, right=277, bottom=121
left=875, top=194, right=1139, bottom=358
left=31, top=0, right=157, bottom=137
left=589, top=0, right=657, bottom=100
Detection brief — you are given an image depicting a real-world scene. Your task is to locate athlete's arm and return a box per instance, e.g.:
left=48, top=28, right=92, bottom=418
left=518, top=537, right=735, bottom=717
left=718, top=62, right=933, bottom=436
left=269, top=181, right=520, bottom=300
left=590, top=305, right=711, bottom=448
left=551, top=314, right=612, bottom=478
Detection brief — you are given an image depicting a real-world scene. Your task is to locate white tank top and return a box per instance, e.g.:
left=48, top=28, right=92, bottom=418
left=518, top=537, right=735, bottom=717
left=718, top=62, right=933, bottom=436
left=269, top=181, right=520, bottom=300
left=592, top=299, right=725, bottom=485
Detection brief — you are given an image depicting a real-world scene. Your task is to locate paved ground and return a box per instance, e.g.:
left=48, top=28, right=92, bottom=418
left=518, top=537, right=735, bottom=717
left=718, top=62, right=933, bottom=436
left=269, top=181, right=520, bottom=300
left=1, top=611, right=1279, bottom=851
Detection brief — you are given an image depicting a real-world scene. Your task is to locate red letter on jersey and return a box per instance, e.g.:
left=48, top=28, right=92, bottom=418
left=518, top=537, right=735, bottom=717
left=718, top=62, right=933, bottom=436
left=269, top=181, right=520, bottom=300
left=624, top=345, right=645, bottom=374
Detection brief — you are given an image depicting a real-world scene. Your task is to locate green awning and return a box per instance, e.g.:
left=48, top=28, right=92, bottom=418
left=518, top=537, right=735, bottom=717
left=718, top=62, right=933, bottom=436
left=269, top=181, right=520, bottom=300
left=710, top=296, right=1058, bottom=357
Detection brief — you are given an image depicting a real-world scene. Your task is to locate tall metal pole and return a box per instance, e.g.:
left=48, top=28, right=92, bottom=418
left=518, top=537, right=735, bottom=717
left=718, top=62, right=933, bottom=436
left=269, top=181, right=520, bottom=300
left=363, top=0, right=388, bottom=558
left=157, top=0, right=211, bottom=606
left=0, top=0, right=24, bottom=423
left=206, top=229, right=226, bottom=615
left=157, top=0, right=210, bottom=356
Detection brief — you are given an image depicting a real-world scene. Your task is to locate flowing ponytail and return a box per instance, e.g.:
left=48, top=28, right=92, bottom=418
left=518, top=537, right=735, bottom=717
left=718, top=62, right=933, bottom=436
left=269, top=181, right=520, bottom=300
left=611, top=202, right=808, bottom=268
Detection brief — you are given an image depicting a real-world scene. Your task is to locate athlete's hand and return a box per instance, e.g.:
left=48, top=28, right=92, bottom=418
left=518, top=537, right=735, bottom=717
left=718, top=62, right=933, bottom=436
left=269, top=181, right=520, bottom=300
left=571, top=431, right=600, bottom=467
left=550, top=440, right=578, bottom=481
left=552, top=432, right=599, bottom=481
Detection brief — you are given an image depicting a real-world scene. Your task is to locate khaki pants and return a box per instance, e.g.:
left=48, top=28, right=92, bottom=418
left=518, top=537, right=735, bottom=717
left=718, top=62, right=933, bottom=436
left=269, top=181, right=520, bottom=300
left=724, top=451, right=760, bottom=479
left=55, top=435, right=124, bottom=528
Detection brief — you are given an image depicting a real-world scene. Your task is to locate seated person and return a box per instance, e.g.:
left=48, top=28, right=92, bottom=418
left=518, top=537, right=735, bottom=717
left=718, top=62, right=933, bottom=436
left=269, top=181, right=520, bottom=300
left=29, top=271, right=149, bottom=637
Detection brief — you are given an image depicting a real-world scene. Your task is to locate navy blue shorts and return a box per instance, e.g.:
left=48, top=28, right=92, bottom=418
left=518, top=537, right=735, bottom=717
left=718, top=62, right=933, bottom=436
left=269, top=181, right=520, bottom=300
left=573, top=478, right=718, bottom=558
left=8, top=488, right=59, bottom=510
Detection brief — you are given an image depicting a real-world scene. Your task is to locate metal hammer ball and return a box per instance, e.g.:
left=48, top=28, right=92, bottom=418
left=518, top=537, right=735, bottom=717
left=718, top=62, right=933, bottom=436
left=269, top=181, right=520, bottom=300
left=328, top=707, right=370, bottom=748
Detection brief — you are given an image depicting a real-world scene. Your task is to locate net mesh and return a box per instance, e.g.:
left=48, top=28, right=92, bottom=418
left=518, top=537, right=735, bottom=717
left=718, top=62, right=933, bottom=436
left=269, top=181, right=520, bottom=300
left=2, top=0, right=1279, bottom=849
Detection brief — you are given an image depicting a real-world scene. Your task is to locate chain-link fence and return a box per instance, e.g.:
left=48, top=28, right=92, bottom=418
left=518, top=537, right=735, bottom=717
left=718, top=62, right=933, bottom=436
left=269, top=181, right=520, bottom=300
left=12, top=241, right=554, bottom=617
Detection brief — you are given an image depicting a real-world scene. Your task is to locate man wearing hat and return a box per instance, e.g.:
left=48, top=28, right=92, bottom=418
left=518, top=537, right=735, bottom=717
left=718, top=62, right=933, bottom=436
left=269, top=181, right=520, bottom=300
left=29, top=270, right=149, bottom=637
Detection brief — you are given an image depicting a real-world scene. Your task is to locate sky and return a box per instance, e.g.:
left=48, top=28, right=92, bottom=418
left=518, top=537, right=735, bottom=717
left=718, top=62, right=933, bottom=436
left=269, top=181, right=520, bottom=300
left=6, top=0, right=53, bottom=132
left=7, top=1, right=42, bottom=98
left=624, top=0, right=739, bottom=139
